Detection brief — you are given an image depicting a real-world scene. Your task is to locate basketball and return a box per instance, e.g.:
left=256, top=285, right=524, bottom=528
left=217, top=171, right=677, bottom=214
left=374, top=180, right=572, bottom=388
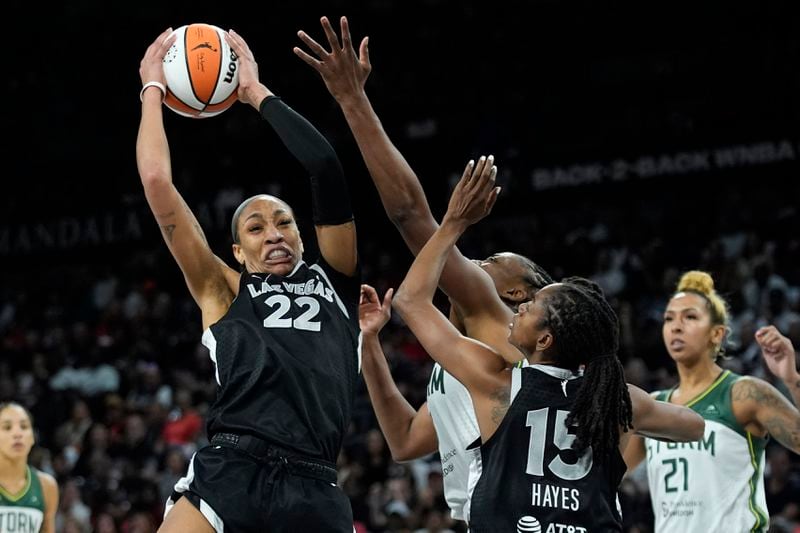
left=162, top=23, right=239, bottom=118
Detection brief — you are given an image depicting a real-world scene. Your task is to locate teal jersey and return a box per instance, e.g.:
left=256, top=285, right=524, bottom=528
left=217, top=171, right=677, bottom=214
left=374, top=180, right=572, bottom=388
left=0, top=466, right=46, bottom=532
left=645, top=370, right=769, bottom=533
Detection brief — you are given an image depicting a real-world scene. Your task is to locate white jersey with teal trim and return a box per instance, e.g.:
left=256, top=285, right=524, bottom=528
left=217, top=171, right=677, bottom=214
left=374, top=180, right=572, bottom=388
left=426, top=362, right=481, bottom=522
left=645, top=370, right=768, bottom=533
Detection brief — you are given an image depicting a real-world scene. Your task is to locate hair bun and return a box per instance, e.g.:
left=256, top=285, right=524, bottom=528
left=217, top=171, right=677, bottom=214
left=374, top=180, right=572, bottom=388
left=677, top=270, right=714, bottom=295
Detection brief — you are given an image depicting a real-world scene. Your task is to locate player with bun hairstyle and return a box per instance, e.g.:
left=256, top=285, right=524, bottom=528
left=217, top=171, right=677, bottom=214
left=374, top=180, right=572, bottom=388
left=380, top=157, right=705, bottom=531
left=624, top=270, right=800, bottom=532
left=0, top=401, right=59, bottom=533
left=138, top=28, right=360, bottom=532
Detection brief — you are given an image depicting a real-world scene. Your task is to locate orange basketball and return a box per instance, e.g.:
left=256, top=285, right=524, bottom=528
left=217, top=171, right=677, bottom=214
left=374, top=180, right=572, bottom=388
left=162, top=23, right=239, bottom=118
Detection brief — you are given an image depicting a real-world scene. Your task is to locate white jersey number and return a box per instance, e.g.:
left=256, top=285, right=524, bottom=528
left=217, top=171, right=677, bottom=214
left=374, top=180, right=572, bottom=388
left=263, top=295, right=321, bottom=332
left=525, top=408, right=593, bottom=481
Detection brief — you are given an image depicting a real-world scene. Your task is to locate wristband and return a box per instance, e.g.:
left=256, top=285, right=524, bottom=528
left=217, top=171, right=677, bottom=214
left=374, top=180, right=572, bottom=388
left=139, top=81, right=167, bottom=103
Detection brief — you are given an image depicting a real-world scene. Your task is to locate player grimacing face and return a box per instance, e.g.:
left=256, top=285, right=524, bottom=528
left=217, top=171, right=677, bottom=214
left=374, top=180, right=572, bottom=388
left=233, top=197, right=304, bottom=276
left=662, top=292, right=725, bottom=364
left=0, top=405, right=35, bottom=460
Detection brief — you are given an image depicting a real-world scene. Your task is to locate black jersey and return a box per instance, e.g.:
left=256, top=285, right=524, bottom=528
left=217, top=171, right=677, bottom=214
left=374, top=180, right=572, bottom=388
left=202, top=257, right=360, bottom=463
left=469, top=365, right=625, bottom=533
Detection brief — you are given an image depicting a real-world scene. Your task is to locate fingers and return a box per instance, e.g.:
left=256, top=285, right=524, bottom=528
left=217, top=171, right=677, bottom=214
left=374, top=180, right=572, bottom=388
left=456, top=155, right=497, bottom=199
left=146, top=28, right=173, bottom=58
left=485, top=186, right=501, bottom=214
left=226, top=29, right=252, bottom=60
left=756, top=325, right=783, bottom=348
left=293, top=46, right=321, bottom=69
left=459, top=159, right=476, bottom=189
left=470, top=155, right=497, bottom=196
left=360, top=284, right=378, bottom=303
left=340, top=16, right=353, bottom=51
left=382, top=288, right=395, bottom=308
left=158, top=31, right=177, bottom=57
left=320, top=15, right=342, bottom=51
left=755, top=325, right=777, bottom=339
left=297, top=29, right=329, bottom=59
left=359, top=36, right=370, bottom=65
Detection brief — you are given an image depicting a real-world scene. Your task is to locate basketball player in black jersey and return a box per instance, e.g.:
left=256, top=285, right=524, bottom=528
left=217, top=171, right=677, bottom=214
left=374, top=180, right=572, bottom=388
left=138, top=29, right=360, bottom=533
left=390, top=156, right=706, bottom=532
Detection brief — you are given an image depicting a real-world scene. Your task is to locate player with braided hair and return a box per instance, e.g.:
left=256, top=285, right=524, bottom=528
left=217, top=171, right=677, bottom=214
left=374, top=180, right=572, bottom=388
left=541, top=276, right=634, bottom=457
left=624, top=270, right=800, bottom=532
left=384, top=156, right=705, bottom=531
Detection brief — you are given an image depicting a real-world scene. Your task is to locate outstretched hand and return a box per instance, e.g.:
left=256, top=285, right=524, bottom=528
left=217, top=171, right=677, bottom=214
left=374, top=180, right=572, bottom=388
left=442, top=155, right=500, bottom=230
left=359, top=284, right=394, bottom=336
left=756, top=325, right=799, bottom=384
left=294, top=16, right=371, bottom=103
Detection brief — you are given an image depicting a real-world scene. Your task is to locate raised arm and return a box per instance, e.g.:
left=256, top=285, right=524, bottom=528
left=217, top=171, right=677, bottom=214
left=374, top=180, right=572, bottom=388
left=136, top=28, right=235, bottom=328
left=393, top=157, right=510, bottom=394
left=359, top=284, right=438, bottom=461
left=227, top=29, right=357, bottom=276
left=294, top=16, right=509, bottom=322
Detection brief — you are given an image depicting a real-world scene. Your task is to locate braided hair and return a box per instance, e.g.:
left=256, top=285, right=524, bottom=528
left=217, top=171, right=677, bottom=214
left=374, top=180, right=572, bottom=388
left=539, top=277, right=632, bottom=457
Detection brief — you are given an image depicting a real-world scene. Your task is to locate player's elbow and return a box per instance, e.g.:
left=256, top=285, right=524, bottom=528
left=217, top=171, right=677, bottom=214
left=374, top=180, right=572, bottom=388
left=389, top=447, right=416, bottom=463
left=387, top=206, right=437, bottom=243
left=392, top=288, right=413, bottom=316
left=138, top=165, right=170, bottom=191
left=388, top=440, right=427, bottom=463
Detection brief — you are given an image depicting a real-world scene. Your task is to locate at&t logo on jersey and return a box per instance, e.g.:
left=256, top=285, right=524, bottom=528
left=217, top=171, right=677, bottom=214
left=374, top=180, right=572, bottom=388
left=517, top=514, right=586, bottom=533
left=517, top=515, right=542, bottom=532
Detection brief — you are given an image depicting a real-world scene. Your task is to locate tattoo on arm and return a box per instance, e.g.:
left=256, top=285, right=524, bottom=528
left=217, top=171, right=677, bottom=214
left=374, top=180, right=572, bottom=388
left=732, top=379, right=781, bottom=407
left=735, top=379, right=800, bottom=452
left=763, top=415, right=800, bottom=452
left=490, top=385, right=510, bottom=426
left=160, top=224, right=176, bottom=243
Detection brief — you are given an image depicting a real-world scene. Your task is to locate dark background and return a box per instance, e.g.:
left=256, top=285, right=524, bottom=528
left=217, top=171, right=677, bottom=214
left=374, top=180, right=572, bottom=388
left=4, top=0, right=799, bottom=264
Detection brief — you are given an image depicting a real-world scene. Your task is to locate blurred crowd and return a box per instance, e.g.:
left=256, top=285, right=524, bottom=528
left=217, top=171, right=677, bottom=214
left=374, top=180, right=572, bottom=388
left=1, top=173, right=799, bottom=533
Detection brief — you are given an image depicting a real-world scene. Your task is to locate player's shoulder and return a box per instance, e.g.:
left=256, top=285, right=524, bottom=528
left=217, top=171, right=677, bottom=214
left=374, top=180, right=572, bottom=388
left=730, top=374, right=780, bottom=402
left=34, top=468, right=57, bottom=489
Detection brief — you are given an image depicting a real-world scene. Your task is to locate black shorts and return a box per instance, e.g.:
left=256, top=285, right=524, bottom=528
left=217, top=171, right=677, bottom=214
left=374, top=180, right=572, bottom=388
left=166, top=440, right=353, bottom=532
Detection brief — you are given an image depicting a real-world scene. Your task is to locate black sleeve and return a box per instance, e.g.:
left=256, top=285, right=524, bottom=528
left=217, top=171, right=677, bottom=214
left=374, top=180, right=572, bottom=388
left=260, top=96, right=354, bottom=226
